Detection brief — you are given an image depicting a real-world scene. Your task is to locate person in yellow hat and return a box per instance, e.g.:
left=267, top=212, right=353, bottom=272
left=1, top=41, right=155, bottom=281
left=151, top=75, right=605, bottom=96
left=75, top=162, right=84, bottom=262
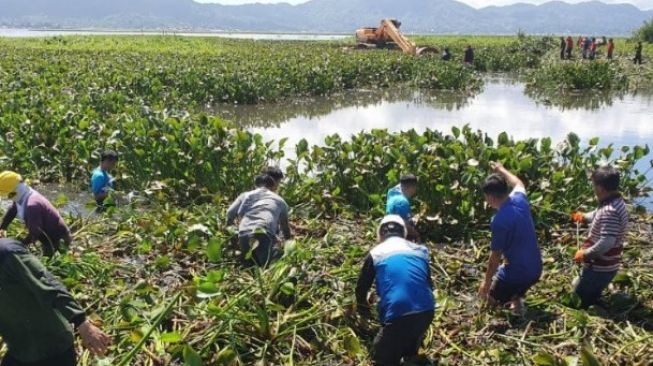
left=0, top=171, right=72, bottom=257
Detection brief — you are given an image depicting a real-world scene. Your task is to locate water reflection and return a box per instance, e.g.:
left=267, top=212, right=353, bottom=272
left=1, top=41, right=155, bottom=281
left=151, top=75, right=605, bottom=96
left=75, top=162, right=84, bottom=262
left=215, top=88, right=475, bottom=128
left=525, top=87, right=653, bottom=111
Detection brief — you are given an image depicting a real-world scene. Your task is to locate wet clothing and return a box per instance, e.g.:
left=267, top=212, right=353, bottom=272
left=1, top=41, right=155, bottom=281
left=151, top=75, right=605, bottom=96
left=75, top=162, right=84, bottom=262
left=0, top=239, right=85, bottom=364
left=90, top=167, right=113, bottom=205
left=386, top=185, right=411, bottom=222
left=371, top=310, right=434, bottom=366
left=490, top=186, right=542, bottom=284
left=1, top=347, right=76, bottom=366
left=581, top=194, right=628, bottom=272
left=226, top=187, right=291, bottom=239
left=356, top=236, right=435, bottom=325
left=574, top=267, right=617, bottom=308
left=0, top=190, right=71, bottom=257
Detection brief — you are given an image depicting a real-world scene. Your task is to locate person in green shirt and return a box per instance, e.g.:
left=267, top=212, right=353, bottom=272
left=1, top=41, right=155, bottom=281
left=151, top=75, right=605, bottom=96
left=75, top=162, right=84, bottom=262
left=0, top=238, right=111, bottom=366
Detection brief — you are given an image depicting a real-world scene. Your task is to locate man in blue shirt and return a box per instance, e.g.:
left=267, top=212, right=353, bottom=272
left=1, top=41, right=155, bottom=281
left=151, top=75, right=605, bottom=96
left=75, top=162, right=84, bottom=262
left=386, top=175, right=420, bottom=241
left=478, top=162, right=542, bottom=315
left=90, top=150, right=118, bottom=206
left=356, top=215, right=435, bottom=365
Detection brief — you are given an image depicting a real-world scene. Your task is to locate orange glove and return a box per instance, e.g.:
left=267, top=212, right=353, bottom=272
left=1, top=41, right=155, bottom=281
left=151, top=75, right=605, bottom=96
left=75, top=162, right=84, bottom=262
left=571, top=212, right=584, bottom=224
left=574, top=250, right=585, bottom=264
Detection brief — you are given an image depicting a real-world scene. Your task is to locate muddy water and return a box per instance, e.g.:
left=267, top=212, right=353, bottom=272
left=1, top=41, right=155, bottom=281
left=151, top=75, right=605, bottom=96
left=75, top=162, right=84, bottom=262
left=218, top=77, right=653, bottom=208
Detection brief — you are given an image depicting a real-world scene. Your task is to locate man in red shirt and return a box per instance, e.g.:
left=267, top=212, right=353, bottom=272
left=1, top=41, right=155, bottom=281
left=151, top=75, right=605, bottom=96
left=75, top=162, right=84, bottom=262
left=607, top=38, right=615, bottom=60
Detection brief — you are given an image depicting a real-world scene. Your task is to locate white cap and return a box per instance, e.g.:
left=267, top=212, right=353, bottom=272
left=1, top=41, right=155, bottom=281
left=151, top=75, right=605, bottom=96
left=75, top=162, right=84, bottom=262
left=377, top=215, right=407, bottom=239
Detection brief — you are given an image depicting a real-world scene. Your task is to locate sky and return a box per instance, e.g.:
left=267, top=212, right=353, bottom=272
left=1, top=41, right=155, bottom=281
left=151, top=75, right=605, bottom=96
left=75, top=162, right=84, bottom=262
left=194, top=0, right=653, bottom=10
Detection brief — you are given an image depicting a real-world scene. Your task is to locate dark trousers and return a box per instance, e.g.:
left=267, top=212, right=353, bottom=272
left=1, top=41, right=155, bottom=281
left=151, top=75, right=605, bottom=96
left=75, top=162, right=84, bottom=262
left=574, top=267, right=617, bottom=308
left=38, top=234, right=72, bottom=258
left=372, top=310, right=434, bottom=366
left=1, top=347, right=76, bottom=366
left=238, top=232, right=280, bottom=267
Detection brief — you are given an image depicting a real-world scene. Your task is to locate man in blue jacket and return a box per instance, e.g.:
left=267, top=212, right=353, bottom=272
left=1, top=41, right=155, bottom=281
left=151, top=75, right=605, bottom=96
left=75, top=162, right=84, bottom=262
left=356, top=215, right=435, bottom=365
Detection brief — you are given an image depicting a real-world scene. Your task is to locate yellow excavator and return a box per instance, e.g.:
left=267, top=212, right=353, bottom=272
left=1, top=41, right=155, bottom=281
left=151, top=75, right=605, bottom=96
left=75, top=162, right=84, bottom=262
left=355, top=19, right=437, bottom=55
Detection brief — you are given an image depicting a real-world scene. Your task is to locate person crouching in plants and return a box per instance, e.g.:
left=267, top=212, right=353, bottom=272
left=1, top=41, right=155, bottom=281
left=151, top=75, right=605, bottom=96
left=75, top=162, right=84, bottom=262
left=90, top=150, right=118, bottom=208
left=0, top=237, right=111, bottom=366
left=0, top=171, right=72, bottom=257
left=226, top=173, right=292, bottom=267
left=571, top=165, right=628, bottom=309
left=478, top=162, right=542, bottom=315
left=355, top=215, right=435, bottom=366
left=386, top=174, right=420, bottom=242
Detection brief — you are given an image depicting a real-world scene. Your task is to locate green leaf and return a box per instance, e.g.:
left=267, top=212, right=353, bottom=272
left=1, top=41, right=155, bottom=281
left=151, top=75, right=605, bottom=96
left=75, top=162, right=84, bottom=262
left=159, top=331, right=182, bottom=343
left=343, top=328, right=361, bottom=357
left=533, top=352, right=558, bottom=366
left=183, top=345, right=202, bottom=366
left=580, top=344, right=601, bottom=366
left=206, top=238, right=223, bottom=262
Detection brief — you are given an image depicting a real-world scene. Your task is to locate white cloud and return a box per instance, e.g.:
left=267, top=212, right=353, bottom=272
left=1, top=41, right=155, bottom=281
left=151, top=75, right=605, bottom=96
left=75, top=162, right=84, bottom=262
left=194, top=0, right=653, bottom=10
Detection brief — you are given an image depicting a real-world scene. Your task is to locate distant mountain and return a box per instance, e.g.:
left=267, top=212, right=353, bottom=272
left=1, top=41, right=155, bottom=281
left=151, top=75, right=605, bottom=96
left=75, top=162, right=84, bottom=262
left=1, top=0, right=652, bottom=35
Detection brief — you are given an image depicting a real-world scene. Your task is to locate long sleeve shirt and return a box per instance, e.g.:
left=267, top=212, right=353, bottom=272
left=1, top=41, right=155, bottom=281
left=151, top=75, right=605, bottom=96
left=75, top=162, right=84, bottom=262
left=0, top=190, right=71, bottom=247
left=0, top=239, right=86, bottom=363
left=355, top=236, right=435, bottom=324
left=581, top=195, right=629, bottom=272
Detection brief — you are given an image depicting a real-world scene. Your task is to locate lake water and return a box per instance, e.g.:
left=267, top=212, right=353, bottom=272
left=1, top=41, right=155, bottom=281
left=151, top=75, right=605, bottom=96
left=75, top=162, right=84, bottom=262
left=218, top=77, right=653, bottom=208
left=0, top=28, right=348, bottom=40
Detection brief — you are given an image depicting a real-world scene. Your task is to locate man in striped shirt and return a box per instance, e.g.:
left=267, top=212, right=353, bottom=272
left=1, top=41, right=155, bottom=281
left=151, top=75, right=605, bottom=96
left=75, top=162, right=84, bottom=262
left=573, top=165, right=629, bottom=308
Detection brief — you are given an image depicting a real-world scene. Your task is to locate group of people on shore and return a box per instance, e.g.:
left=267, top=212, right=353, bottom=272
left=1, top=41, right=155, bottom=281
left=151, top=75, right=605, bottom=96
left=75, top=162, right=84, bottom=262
left=560, top=35, right=644, bottom=64
left=226, top=162, right=630, bottom=365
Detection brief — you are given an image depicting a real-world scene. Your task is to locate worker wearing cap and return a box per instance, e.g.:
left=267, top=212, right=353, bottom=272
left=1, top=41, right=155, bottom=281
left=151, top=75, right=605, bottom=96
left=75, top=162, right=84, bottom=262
left=0, top=171, right=72, bottom=257
left=355, top=215, right=435, bottom=365
left=0, top=238, right=111, bottom=365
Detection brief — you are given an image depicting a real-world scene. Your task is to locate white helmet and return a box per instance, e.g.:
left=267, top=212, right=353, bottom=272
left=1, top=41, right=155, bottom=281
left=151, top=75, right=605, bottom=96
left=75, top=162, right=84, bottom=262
left=377, top=215, right=407, bottom=239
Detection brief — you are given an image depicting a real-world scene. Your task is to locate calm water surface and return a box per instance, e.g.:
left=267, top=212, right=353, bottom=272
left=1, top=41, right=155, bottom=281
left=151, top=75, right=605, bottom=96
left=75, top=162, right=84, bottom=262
left=0, top=28, right=348, bottom=40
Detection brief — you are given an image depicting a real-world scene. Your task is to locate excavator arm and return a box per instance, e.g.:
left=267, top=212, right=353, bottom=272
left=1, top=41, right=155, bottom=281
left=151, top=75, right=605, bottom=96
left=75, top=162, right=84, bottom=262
left=378, top=19, right=417, bottom=55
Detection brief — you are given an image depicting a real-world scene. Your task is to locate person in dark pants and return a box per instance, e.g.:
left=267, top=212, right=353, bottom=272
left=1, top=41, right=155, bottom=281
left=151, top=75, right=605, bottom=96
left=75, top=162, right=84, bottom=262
left=560, top=37, right=566, bottom=60
left=565, top=36, right=574, bottom=59
left=463, top=45, right=474, bottom=66
left=441, top=47, right=452, bottom=61
left=356, top=215, right=435, bottom=365
left=478, top=162, right=542, bottom=315
left=227, top=173, right=292, bottom=267
left=0, top=238, right=111, bottom=366
left=571, top=165, right=628, bottom=308
left=0, top=171, right=72, bottom=257
left=607, top=38, right=615, bottom=60
left=634, top=42, right=643, bottom=65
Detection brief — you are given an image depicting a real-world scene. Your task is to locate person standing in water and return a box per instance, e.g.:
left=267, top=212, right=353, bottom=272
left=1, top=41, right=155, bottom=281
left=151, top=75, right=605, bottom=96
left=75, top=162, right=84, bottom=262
left=90, top=150, right=119, bottom=207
